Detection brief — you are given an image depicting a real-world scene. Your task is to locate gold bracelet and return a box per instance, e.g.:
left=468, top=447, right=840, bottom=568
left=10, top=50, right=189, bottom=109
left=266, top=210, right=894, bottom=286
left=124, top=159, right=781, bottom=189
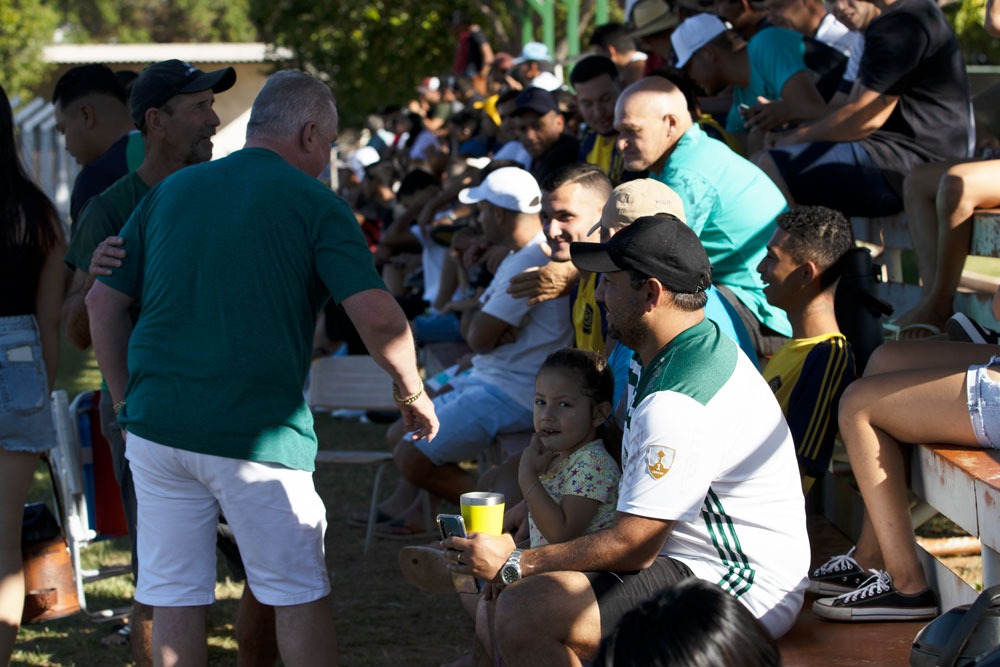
left=393, top=381, right=424, bottom=406
left=113, top=400, right=126, bottom=415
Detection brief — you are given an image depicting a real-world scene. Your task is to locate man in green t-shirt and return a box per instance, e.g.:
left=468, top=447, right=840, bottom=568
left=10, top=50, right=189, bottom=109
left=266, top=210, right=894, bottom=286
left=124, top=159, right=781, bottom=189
left=87, top=70, right=437, bottom=666
left=61, top=59, right=255, bottom=666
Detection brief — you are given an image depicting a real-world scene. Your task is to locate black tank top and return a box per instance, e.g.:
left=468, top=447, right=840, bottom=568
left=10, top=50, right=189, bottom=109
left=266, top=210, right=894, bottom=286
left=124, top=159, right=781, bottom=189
left=0, top=244, right=44, bottom=317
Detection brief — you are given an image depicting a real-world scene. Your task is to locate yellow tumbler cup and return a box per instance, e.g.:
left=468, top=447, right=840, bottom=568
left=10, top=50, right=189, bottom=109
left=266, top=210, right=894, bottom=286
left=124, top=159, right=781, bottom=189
left=460, top=492, right=505, bottom=535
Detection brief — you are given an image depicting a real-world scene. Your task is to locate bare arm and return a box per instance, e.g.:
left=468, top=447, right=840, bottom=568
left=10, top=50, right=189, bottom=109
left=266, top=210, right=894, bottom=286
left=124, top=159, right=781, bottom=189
left=62, top=235, right=127, bottom=350
left=988, top=0, right=1000, bottom=38
left=745, top=71, right=831, bottom=132
left=86, top=281, right=136, bottom=403
left=341, top=288, right=438, bottom=441
left=518, top=435, right=603, bottom=544
left=62, top=269, right=93, bottom=350
left=448, top=512, right=674, bottom=582
left=465, top=310, right=515, bottom=354
left=36, top=236, right=67, bottom=389
left=773, top=84, right=899, bottom=145
left=507, top=261, right=579, bottom=304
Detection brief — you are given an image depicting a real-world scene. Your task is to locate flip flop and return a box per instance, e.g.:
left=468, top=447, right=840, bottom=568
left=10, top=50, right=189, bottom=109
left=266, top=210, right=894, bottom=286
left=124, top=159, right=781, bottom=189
left=375, top=518, right=435, bottom=541
left=398, top=545, right=455, bottom=593
left=347, top=508, right=395, bottom=528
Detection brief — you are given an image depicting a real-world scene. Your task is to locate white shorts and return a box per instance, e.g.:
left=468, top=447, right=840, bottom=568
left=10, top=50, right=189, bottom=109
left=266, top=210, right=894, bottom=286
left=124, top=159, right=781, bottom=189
left=126, top=434, right=330, bottom=607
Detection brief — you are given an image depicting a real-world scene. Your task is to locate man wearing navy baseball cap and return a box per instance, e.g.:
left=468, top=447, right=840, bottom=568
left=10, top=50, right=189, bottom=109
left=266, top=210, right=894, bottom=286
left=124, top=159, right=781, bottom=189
left=448, top=213, right=810, bottom=661
left=510, top=87, right=580, bottom=181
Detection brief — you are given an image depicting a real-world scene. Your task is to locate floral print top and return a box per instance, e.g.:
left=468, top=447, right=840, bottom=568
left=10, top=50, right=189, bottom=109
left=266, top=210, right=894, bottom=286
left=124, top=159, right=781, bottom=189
left=528, top=440, right=621, bottom=548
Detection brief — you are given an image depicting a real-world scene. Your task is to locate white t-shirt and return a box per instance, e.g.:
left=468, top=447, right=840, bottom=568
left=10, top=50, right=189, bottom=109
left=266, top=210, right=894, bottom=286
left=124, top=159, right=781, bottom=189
left=619, top=319, right=809, bottom=638
left=471, top=231, right=572, bottom=408
left=815, top=12, right=864, bottom=83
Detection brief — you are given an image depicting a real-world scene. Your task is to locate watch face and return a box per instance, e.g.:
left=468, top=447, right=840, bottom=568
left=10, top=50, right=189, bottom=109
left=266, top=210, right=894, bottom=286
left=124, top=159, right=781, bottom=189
left=501, top=564, right=518, bottom=584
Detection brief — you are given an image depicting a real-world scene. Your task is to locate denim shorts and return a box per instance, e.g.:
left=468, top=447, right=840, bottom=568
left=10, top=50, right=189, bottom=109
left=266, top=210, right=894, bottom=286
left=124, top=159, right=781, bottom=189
left=0, top=315, right=56, bottom=453
left=967, top=356, right=1000, bottom=449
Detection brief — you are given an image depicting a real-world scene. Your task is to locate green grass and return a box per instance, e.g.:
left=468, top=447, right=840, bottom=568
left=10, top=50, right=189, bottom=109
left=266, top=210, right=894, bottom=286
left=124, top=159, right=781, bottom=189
left=13, top=349, right=472, bottom=666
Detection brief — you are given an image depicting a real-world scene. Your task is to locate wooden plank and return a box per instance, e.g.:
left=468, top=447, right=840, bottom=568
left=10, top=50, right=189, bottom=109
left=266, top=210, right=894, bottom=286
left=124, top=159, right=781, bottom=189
left=306, top=355, right=397, bottom=411
left=911, top=445, right=982, bottom=538
left=779, top=605, right=924, bottom=666
left=851, top=213, right=911, bottom=249
left=971, top=209, right=1000, bottom=258
left=916, top=545, right=979, bottom=610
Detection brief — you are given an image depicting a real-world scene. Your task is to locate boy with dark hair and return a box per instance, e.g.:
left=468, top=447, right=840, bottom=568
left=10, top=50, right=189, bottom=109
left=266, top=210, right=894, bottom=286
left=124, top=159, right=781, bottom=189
left=52, top=64, right=136, bottom=222
left=569, top=56, right=632, bottom=185
left=589, top=22, right=648, bottom=85
left=757, top=205, right=856, bottom=492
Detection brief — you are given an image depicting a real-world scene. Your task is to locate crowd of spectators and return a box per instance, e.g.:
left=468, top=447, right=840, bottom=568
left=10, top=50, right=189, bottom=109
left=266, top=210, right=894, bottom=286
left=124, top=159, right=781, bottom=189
left=3, top=0, right=1000, bottom=664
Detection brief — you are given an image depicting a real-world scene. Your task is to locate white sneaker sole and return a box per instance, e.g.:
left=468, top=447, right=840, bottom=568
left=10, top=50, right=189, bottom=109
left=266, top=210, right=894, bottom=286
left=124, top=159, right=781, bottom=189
left=812, top=598, right=938, bottom=621
left=808, top=579, right=861, bottom=595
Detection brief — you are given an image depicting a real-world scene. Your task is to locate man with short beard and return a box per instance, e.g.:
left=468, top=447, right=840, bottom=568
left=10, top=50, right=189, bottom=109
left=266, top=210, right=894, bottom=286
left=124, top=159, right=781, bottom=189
left=446, top=215, right=809, bottom=664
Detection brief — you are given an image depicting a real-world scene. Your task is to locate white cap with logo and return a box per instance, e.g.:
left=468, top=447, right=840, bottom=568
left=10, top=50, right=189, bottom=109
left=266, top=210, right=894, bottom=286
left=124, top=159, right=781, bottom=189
left=458, top=167, right=542, bottom=214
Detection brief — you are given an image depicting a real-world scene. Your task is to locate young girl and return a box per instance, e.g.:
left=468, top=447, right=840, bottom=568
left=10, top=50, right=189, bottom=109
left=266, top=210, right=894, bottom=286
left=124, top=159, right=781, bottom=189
left=518, top=348, right=620, bottom=548
left=465, top=349, right=620, bottom=666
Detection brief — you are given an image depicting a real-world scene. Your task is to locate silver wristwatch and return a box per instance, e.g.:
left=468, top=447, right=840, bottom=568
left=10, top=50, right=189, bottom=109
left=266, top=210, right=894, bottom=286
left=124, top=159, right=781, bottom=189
left=500, top=548, right=524, bottom=584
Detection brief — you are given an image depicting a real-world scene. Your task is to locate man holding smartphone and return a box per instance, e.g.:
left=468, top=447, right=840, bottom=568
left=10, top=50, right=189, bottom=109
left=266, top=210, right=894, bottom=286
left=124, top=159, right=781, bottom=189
left=446, top=215, right=809, bottom=664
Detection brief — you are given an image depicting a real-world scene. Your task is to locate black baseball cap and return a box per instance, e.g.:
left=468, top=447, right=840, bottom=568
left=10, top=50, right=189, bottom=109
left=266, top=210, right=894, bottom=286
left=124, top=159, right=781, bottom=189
left=130, top=59, right=236, bottom=129
left=511, top=87, right=559, bottom=117
left=570, top=215, right=712, bottom=294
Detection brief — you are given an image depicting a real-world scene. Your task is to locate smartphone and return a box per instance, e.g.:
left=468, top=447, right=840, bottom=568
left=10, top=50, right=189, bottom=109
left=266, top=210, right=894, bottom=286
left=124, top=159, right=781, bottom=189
left=436, top=514, right=480, bottom=594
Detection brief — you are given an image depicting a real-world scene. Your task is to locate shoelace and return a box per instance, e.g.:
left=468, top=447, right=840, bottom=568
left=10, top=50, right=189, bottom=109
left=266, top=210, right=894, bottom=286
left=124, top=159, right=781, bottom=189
left=835, top=569, right=891, bottom=604
left=815, top=546, right=859, bottom=575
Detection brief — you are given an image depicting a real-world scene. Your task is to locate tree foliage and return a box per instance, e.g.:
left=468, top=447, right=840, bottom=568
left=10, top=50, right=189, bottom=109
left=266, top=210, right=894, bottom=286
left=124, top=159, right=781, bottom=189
left=250, top=0, right=519, bottom=128
left=0, top=0, right=59, bottom=100
left=54, top=0, right=257, bottom=43
left=945, top=0, right=1000, bottom=64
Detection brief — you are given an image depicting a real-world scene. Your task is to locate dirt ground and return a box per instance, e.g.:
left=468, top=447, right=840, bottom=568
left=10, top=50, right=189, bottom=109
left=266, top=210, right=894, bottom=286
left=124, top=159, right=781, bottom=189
left=14, top=416, right=474, bottom=667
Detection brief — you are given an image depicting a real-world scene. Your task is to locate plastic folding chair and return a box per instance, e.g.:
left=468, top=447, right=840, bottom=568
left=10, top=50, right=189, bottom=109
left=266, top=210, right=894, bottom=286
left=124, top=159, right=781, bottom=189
left=306, top=355, right=431, bottom=552
left=48, top=389, right=132, bottom=621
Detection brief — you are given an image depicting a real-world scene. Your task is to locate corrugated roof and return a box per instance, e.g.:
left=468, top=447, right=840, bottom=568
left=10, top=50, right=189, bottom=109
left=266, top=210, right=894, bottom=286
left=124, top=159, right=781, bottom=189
left=43, top=42, right=294, bottom=65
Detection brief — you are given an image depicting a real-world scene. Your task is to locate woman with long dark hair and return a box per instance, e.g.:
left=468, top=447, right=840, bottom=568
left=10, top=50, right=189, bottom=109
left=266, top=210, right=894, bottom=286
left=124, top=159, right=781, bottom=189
left=0, top=83, right=65, bottom=664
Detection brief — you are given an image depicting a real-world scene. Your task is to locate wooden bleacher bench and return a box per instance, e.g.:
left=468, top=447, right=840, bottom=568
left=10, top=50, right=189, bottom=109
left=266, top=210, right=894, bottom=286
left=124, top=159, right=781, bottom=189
left=852, top=209, right=1000, bottom=328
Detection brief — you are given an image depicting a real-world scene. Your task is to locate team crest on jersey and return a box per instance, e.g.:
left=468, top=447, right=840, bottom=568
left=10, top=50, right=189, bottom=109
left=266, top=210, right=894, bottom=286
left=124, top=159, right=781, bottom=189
left=647, top=446, right=675, bottom=480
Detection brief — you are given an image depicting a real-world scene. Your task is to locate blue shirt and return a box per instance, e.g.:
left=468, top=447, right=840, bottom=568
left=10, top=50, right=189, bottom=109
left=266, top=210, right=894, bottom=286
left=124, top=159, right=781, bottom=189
left=727, top=27, right=810, bottom=134
left=653, top=124, right=791, bottom=336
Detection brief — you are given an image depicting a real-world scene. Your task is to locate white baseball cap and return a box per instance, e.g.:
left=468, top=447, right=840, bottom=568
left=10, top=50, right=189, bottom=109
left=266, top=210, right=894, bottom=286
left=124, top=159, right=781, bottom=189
left=671, top=14, right=730, bottom=68
left=458, top=167, right=542, bottom=214
left=347, top=146, right=380, bottom=181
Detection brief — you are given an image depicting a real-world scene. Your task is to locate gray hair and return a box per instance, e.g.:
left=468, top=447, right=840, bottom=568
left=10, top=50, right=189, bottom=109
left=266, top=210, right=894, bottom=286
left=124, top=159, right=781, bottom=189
left=246, top=70, right=337, bottom=140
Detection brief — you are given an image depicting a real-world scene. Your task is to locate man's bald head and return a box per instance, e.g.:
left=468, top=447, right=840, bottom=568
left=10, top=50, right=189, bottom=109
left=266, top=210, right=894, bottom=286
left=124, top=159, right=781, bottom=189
left=614, top=77, right=693, bottom=173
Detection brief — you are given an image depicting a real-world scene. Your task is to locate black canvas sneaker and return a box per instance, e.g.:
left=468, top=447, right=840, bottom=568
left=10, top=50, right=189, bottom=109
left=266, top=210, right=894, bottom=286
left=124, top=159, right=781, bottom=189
left=808, top=547, right=867, bottom=595
left=812, top=570, right=939, bottom=621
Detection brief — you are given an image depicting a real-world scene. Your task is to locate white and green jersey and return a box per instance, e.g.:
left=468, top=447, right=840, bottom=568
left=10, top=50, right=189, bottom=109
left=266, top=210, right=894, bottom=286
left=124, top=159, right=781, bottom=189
left=619, top=318, right=808, bottom=637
